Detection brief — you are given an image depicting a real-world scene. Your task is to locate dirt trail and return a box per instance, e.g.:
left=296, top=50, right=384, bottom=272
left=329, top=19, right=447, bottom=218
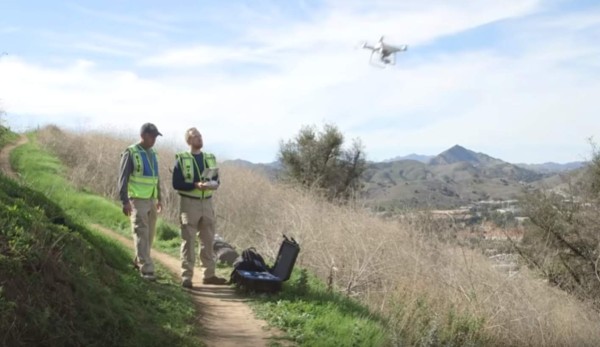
left=0, top=135, right=27, bottom=178
left=0, top=135, right=289, bottom=347
left=92, top=224, right=285, bottom=347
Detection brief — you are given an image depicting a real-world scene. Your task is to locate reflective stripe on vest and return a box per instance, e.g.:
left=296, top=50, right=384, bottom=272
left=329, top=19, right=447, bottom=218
left=127, top=144, right=159, bottom=199
left=176, top=151, right=217, bottom=199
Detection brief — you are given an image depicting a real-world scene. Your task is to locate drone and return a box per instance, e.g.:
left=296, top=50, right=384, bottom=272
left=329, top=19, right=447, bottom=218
left=360, top=36, right=408, bottom=67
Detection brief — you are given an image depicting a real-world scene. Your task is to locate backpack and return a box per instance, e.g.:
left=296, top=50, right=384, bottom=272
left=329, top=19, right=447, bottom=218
left=230, top=236, right=300, bottom=293
left=231, top=248, right=270, bottom=275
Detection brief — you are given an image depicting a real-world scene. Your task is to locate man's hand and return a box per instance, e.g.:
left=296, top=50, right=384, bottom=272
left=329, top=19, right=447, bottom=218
left=195, top=181, right=219, bottom=190
left=195, top=182, right=209, bottom=190
left=156, top=201, right=162, bottom=213
left=122, top=202, right=132, bottom=216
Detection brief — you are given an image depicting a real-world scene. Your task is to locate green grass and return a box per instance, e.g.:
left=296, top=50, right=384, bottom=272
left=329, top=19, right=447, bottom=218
left=0, top=173, right=203, bottom=346
left=10, top=133, right=182, bottom=257
left=0, top=126, right=18, bottom=150
left=243, top=269, right=389, bottom=347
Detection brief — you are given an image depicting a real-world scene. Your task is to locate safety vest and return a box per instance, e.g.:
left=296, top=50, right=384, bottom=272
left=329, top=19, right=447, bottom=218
left=176, top=151, right=217, bottom=199
left=127, top=144, right=159, bottom=199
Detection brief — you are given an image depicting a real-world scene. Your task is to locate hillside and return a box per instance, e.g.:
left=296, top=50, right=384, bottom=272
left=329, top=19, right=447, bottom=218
left=222, top=159, right=282, bottom=180
left=383, top=153, right=433, bottom=163
left=429, top=145, right=504, bottom=166
left=28, top=126, right=600, bottom=347
left=9, top=129, right=392, bottom=347
left=230, top=144, right=577, bottom=209
left=0, top=166, right=201, bottom=346
left=516, top=161, right=587, bottom=173
left=363, top=145, right=547, bottom=209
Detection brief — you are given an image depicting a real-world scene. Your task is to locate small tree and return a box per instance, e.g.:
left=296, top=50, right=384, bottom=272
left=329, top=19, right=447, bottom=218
left=517, top=142, right=600, bottom=308
left=278, top=123, right=366, bottom=201
left=587, top=138, right=600, bottom=197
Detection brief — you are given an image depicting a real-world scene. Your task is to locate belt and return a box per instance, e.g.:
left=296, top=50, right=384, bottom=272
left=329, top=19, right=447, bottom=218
left=179, top=194, right=212, bottom=200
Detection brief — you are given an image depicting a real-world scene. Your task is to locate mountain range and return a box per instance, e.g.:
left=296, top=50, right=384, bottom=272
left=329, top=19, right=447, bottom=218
left=224, top=145, right=586, bottom=209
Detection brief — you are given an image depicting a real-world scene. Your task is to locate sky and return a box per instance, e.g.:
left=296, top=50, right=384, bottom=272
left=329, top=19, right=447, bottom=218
left=0, top=0, right=599, bottom=164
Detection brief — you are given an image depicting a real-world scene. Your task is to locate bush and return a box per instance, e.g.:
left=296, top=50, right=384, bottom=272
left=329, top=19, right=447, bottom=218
left=519, top=182, right=600, bottom=308
left=278, top=123, right=366, bottom=201
left=156, top=219, right=179, bottom=241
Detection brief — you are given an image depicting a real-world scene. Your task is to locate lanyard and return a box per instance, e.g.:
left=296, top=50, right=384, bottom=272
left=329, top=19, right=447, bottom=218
left=137, top=145, right=156, bottom=177
left=191, top=152, right=205, bottom=181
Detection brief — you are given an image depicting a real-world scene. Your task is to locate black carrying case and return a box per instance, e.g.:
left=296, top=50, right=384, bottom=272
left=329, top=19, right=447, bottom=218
left=233, top=236, right=300, bottom=293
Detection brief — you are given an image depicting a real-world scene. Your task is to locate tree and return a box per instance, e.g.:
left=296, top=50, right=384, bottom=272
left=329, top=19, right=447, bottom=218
left=517, top=142, right=600, bottom=308
left=278, top=123, right=366, bottom=201
left=587, top=138, right=600, bottom=197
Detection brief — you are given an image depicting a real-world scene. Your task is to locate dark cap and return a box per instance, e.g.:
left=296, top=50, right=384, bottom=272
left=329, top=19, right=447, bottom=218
left=140, top=123, right=162, bottom=136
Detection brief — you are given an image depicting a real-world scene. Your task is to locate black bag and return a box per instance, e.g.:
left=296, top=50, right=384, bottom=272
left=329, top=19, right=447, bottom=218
left=234, top=247, right=270, bottom=272
left=230, top=235, right=300, bottom=293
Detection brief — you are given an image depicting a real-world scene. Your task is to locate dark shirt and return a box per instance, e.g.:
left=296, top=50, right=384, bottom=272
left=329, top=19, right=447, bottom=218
left=172, top=152, right=219, bottom=191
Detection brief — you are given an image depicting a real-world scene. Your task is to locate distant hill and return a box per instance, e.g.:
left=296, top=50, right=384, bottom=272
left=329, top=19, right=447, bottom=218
left=362, top=145, right=546, bottom=209
left=222, top=145, right=583, bottom=209
left=222, top=159, right=282, bottom=179
left=516, top=161, right=586, bottom=174
left=429, top=145, right=504, bottom=166
left=384, top=153, right=434, bottom=163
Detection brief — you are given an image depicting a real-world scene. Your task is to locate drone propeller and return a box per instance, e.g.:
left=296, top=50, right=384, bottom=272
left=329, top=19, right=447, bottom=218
left=354, top=41, right=368, bottom=49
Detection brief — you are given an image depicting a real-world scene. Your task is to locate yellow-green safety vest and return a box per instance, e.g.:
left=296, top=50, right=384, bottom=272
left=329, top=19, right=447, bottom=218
left=176, top=151, right=217, bottom=199
left=127, top=144, right=159, bottom=199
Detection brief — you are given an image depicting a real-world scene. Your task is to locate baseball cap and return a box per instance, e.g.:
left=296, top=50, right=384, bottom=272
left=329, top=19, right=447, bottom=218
left=140, top=123, right=162, bottom=136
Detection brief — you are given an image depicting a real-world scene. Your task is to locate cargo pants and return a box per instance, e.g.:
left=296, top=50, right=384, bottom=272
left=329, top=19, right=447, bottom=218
left=130, top=198, right=157, bottom=275
left=180, top=196, right=216, bottom=281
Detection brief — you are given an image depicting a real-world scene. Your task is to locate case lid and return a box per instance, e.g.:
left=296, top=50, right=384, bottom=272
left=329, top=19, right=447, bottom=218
left=270, top=236, right=300, bottom=281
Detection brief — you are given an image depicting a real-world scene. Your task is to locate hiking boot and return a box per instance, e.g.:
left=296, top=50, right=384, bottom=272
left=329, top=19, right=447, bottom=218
left=181, top=279, right=193, bottom=289
left=141, top=272, right=156, bottom=281
left=202, top=276, right=228, bottom=285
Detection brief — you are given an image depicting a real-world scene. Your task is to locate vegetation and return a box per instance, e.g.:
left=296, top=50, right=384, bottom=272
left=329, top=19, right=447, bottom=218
left=250, top=269, right=388, bottom=346
left=0, top=108, right=18, bottom=149
left=14, top=129, right=390, bottom=346
left=278, top=123, right=366, bottom=201
left=30, top=126, right=600, bottom=346
left=10, top=131, right=182, bottom=257
left=518, top=142, right=600, bottom=309
left=0, top=131, right=202, bottom=346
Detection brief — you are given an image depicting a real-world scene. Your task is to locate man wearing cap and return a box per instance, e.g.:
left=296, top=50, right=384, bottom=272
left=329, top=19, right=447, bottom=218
left=172, top=127, right=227, bottom=288
left=118, top=123, right=163, bottom=281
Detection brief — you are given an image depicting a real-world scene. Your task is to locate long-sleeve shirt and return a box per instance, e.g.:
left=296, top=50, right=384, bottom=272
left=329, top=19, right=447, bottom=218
left=118, top=147, right=161, bottom=205
left=172, top=152, right=219, bottom=192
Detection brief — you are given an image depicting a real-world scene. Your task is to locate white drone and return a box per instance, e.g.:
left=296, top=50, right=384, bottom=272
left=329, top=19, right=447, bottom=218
left=360, top=36, right=408, bottom=67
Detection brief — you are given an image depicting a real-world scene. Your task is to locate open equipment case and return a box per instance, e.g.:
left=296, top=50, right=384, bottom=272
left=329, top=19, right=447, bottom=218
left=232, top=235, right=300, bottom=293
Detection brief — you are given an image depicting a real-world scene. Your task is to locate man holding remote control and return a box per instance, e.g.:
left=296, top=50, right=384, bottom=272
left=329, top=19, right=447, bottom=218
left=172, top=127, right=227, bottom=288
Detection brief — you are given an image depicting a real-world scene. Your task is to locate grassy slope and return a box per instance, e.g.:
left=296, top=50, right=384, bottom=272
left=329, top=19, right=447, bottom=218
left=10, top=133, right=181, bottom=255
left=0, top=135, right=202, bottom=346
left=250, top=269, right=389, bottom=347
left=13, top=133, right=391, bottom=347
left=0, top=124, right=18, bottom=149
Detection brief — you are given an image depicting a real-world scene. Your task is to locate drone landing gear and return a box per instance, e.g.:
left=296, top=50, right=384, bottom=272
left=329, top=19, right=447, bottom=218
left=369, top=52, right=396, bottom=68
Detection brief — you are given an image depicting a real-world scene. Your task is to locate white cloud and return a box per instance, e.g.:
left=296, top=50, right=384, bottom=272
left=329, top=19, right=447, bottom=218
left=1, top=0, right=599, bottom=164
left=69, top=4, right=182, bottom=33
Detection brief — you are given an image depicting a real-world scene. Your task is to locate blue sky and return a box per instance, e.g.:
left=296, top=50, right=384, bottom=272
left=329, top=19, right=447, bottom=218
left=1, top=0, right=599, bottom=163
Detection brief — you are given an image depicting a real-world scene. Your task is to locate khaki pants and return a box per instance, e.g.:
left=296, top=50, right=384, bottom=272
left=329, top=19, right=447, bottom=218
left=130, top=198, right=157, bottom=274
left=180, top=196, right=216, bottom=281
